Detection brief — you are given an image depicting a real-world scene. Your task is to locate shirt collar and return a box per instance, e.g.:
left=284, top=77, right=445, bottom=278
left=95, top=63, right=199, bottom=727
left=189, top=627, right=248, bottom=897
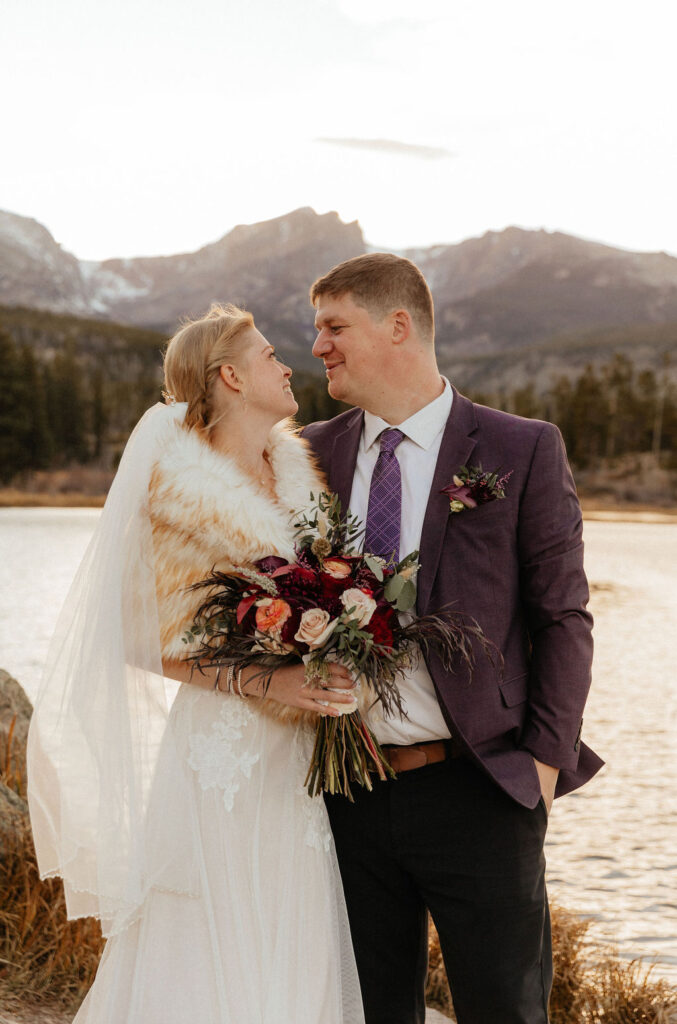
left=362, top=377, right=453, bottom=452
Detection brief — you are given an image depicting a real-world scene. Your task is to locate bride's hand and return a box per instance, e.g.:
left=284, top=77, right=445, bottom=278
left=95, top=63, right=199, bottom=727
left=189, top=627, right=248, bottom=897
left=260, top=662, right=357, bottom=716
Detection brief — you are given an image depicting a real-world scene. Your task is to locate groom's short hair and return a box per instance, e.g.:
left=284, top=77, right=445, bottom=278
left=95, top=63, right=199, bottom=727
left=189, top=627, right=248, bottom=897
left=310, top=253, right=434, bottom=344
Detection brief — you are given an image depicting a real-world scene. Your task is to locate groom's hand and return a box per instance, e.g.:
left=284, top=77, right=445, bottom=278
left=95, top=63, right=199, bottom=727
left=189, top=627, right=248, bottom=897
left=533, top=757, right=559, bottom=815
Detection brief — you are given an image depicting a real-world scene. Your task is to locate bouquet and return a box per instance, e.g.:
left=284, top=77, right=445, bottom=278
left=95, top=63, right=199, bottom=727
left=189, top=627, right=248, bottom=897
left=184, top=492, right=492, bottom=800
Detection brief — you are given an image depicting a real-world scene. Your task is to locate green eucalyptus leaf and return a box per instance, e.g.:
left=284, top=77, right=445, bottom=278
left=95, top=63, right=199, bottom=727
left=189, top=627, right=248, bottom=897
left=397, top=550, right=419, bottom=571
left=396, top=579, right=417, bottom=612
left=384, top=573, right=406, bottom=602
left=364, top=555, right=384, bottom=581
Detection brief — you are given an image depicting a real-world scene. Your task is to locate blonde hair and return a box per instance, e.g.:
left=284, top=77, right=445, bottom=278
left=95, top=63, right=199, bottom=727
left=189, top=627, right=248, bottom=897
left=310, top=252, right=434, bottom=344
left=163, top=303, right=255, bottom=432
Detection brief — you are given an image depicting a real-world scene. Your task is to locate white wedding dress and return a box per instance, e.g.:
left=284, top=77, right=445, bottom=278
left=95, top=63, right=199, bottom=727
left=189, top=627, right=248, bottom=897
left=28, top=404, right=365, bottom=1023
left=74, top=684, right=364, bottom=1024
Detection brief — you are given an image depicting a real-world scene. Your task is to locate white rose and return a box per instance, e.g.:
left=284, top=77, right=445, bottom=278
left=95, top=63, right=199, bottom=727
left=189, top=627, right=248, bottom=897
left=340, top=588, right=377, bottom=628
left=295, top=608, right=338, bottom=649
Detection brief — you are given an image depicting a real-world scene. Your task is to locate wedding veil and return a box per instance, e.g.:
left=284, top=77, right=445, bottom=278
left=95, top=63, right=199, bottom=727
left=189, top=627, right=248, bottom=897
left=27, top=401, right=200, bottom=937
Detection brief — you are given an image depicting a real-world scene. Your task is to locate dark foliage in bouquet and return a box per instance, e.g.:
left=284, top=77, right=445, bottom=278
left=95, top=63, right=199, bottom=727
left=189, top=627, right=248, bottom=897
left=184, top=492, right=495, bottom=799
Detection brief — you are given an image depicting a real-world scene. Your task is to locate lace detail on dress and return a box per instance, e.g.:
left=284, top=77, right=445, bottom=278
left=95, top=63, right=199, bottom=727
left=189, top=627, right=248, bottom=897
left=188, top=699, right=260, bottom=812
left=293, top=730, right=332, bottom=853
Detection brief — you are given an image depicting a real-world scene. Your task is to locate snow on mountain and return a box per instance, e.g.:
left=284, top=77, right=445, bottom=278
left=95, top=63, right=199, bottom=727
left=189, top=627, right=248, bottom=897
left=1, top=207, right=676, bottom=381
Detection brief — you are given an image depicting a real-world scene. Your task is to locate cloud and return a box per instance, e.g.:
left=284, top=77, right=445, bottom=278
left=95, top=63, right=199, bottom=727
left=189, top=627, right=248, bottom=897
left=331, top=0, right=449, bottom=26
left=315, top=137, right=454, bottom=160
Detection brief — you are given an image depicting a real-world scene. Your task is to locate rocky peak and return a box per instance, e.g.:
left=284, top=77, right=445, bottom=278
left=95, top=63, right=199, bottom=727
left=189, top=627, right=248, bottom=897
left=0, top=210, right=88, bottom=314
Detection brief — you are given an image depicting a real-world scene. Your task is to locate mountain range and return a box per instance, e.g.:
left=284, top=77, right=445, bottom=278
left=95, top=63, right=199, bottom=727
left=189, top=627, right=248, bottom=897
left=1, top=207, right=675, bottom=388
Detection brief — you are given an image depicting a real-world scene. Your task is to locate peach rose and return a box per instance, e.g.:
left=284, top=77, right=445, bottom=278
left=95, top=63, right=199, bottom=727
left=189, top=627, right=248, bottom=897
left=322, top=558, right=353, bottom=580
left=255, top=597, right=292, bottom=635
left=340, top=588, right=377, bottom=627
left=295, top=608, right=338, bottom=649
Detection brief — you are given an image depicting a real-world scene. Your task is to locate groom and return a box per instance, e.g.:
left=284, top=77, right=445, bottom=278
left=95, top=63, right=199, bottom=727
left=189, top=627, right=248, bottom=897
left=301, top=253, right=603, bottom=1024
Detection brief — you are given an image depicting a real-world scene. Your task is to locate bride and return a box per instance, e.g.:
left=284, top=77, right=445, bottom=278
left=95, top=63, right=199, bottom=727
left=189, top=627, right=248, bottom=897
left=27, top=304, right=365, bottom=1023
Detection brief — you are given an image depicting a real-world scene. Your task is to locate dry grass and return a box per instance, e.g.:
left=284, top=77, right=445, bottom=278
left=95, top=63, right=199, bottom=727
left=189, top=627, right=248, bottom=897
left=10, top=467, right=114, bottom=497
left=1, top=828, right=675, bottom=1023
left=425, top=922, right=453, bottom=1015
left=1, top=717, right=675, bottom=1021
left=0, top=466, right=113, bottom=507
left=0, top=490, right=106, bottom=508
left=426, top=910, right=677, bottom=1023
left=0, top=817, right=104, bottom=1011
left=0, top=751, right=104, bottom=1016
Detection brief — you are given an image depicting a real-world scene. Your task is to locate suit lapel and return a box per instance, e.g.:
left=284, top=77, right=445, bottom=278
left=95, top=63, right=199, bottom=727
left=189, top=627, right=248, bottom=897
left=416, top=389, right=478, bottom=615
left=328, top=409, right=364, bottom=513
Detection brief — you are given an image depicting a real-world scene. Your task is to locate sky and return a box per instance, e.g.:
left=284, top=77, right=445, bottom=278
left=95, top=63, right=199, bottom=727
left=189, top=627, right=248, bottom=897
left=2, top=0, right=676, bottom=261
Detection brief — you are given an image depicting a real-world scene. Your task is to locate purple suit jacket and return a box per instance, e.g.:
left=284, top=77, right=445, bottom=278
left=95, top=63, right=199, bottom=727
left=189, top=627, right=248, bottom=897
left=302, top=388, right=604, bottom=808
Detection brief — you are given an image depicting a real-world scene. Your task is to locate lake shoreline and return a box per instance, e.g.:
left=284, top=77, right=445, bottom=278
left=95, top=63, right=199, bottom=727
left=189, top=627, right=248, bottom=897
left=0, top=490, right=107, bottom=508
left=2, top=513, right=676, bottom=993
left=2, top=489, right=676, bottom=523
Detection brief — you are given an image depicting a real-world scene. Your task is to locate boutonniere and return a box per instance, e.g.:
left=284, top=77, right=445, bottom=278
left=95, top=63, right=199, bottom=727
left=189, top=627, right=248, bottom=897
left=441, top=465, right=513, bottom=514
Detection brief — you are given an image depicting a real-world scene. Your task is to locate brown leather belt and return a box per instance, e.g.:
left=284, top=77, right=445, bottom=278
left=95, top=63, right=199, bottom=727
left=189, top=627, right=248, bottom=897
left=381, top=738, right=464, bottom=773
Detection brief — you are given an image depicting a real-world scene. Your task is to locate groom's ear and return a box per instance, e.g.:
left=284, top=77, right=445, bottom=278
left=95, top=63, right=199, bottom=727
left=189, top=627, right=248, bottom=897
left=391, top=309, right=412, bottom=346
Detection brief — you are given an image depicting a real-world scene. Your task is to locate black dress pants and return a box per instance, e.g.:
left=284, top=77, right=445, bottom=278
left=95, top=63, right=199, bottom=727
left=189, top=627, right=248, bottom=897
left=326, top=756, right=552, bottom=1024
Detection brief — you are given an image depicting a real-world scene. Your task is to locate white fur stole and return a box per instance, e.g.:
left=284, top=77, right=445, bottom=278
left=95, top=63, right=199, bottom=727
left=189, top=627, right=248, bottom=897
left=149, top=420, right=325, bottom=724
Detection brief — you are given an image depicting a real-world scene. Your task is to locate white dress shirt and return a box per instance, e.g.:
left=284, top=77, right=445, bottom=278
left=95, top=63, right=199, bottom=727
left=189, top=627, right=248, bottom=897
left=349, top=378, right=453, bottom=745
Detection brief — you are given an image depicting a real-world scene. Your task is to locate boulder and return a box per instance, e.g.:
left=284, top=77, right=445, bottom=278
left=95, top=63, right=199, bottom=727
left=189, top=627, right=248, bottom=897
left=0, top=778, right=29, bottom=859
left=0, top=668, right=33, bottom=794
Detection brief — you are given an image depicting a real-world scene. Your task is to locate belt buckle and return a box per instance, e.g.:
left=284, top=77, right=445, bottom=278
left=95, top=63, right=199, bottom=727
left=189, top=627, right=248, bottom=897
left=407, top=746, right=429, bottom=770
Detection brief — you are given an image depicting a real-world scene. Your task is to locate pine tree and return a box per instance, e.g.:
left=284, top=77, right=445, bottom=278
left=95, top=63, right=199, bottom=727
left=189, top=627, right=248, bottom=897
left=20, top=345, right=54, bottom=469
left=602, top=354, right=636, bottom=458
left=512, top=383, right=542, bottom=420
left=0, top=329, right=35, bottom=483
left=91, top=368, right=107, bottom=459
left=568, top=365, right=609, bottom=466
left=547, top=376, right=575, bottom=456
left=48, top=343, right=89, bottom=463
left=292, top=374, right=347, bottom=426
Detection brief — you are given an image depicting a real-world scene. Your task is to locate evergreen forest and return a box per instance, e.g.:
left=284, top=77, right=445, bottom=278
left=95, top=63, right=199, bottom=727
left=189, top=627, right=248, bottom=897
left=0, top=306, right=674, bottom=489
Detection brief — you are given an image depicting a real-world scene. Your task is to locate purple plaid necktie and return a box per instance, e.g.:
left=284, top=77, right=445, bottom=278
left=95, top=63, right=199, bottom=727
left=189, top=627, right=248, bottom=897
left=364, top=428, right=405, bottom=563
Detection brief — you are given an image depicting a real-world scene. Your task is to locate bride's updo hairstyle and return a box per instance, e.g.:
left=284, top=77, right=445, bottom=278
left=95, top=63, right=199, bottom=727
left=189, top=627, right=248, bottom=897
left=162, top=303, right=254, bottom=433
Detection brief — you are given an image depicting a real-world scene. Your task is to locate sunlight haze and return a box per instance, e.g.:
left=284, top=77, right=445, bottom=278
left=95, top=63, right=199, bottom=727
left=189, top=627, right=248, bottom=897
left=2, top=0, right=675, bottom=260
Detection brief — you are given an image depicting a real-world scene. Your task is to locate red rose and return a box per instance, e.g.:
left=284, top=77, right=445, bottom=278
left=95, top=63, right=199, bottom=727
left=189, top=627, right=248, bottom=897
left=320, top=573, right=348, bottom=600
left=353, top=566, right=382, bottom=593
left=281, top=608, right=303, bottom=646
left=366, top=607, right=395, bottom=648
left=288, top=566, right=318, bottom=588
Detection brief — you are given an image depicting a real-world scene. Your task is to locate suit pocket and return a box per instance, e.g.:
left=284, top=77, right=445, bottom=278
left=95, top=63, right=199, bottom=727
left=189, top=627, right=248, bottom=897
left=499, top=672, right=529, bottom=707
left=455, top=498, right=508, bottom=524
